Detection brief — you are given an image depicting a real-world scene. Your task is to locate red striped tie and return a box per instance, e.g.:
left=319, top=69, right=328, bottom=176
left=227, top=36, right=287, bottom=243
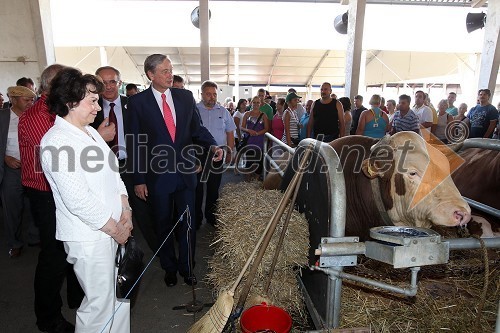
left=108, top=102, right=118, bottom=155
left=161, top=93, right=176, bottom=142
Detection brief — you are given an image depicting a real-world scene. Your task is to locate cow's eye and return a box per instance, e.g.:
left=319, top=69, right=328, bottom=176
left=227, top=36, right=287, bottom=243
left=409, top=171, right=418, bottom=177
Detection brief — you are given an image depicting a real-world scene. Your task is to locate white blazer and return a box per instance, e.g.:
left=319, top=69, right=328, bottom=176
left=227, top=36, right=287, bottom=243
left=41, top=116, right=128, bottom=242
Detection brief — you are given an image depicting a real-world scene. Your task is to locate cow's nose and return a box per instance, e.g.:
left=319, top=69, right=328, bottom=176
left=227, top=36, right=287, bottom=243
left=453, top=210, right=471, bottom=226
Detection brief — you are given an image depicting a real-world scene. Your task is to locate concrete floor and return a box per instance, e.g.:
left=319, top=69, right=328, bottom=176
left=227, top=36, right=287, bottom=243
left=0, top=171, right=244, bottom=333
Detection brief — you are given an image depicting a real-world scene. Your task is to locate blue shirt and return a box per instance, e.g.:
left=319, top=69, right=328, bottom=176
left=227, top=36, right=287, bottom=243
left=299, top=113, right=310, bottom=140
left=196, top=102, right=236, bottom=146
left=392, top=110, right=420, bottom=134
left=467, top=104, right=498, bottom=138
left=363, top=108, right=387, bottom=139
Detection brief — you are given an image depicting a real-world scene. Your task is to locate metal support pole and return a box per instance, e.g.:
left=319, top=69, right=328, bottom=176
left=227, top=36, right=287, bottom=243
left=199, top=0, right=210, bottom=82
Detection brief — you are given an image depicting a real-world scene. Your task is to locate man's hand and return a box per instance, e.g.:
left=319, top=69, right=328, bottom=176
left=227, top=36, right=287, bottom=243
left=97, top=117, right=116, bottom=142
left=212, top=147, right=224, bottom=162
left=225, top=149, right=233, bottom=164
left=4, top=156, right=21, bottom=169
left=134, top=184, right=148, bottom=201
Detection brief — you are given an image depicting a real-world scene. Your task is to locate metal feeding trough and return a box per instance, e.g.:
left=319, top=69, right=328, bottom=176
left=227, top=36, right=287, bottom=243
left=365, top=226, right=449, bottom=268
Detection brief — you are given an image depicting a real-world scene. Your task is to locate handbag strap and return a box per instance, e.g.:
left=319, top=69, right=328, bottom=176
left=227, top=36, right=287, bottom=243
left=248, top=112, right=264, bottom=131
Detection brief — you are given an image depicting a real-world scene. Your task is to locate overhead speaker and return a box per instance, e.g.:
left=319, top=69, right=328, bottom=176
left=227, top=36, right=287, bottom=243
left=334, top=11, right=348, bottom=34
left=466, top=12, right=486, bottom=33
left=191, top=6, right=211, bottom=29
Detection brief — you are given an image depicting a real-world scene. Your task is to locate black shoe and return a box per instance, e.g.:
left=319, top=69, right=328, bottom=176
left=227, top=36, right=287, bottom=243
left=39, top=317, right=74, bottom=333
left=183, top=275, right=197, bottom=286
left=164, top=272, right=177, bottom=287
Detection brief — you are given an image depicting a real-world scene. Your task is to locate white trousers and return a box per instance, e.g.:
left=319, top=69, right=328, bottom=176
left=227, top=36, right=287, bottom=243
left=64, top=237, right=130, bottom=333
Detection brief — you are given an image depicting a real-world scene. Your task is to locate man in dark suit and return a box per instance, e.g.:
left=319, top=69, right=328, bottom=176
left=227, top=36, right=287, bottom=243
left=129, top=54, right=222, bottom=287
left=91, top=66, right=158, bottom=254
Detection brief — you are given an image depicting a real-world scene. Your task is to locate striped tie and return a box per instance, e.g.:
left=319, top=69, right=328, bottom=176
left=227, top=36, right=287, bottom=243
left=161, top=93, right=176, bottom=142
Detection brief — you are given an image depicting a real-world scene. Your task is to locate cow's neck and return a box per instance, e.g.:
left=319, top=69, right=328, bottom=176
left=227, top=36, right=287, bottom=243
left=370, top=177, right=393, bottom=225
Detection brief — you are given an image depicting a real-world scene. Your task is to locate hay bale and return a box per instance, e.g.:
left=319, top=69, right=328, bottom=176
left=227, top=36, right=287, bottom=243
left=207, top=182, right=309, bottom=323
left=339, top=252, right=499, bottom=333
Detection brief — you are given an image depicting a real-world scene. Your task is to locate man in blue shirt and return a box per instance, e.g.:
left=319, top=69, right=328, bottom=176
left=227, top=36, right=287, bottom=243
left=390, top=94, right=420, bottom=135
left=195, top=81, right=236, bottom=228
left=464, top=89, right=498, bottom=138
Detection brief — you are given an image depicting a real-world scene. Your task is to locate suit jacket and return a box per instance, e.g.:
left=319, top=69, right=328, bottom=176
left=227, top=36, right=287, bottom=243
left=128, top=87, right=216, bottom=194
left=90, top=95, right=133, bottom=172
left=0, top=108, right=11, bottom=184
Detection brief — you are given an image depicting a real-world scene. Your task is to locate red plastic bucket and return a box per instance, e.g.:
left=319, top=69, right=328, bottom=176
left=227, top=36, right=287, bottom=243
left=240, top=303, right=292, bottom=333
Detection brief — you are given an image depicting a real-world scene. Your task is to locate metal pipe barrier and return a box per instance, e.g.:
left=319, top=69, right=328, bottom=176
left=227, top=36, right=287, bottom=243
left=448, top=237, right=500, bottom=250
left=298, top=138, right=347, bottom=328
left=463, top=197, right=500, bottom=219
left=311, top=266, right=420, bottom=297
left=262, top=132, right=295, bottom=180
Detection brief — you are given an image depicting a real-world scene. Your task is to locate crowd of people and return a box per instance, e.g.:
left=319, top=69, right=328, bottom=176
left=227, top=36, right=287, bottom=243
left=0, top=56, right=499, bottom=333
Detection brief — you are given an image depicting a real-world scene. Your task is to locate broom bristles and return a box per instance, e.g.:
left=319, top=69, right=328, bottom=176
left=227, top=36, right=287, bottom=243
left=188, top=290, right=234, bottom=333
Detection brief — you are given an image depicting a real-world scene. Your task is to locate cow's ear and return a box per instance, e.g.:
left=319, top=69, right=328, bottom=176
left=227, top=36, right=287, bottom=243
left=362, top=158, right=380, bottom=179
left=361, top=158, right=392, bottom=179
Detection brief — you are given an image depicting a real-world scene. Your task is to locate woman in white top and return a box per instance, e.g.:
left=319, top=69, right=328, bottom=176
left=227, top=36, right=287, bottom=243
left=282, top=93, right=300, bottom=146
left=435, top=99, right=453, bottom=143
left=41, top=68, right=132, bottom=333
left=386, top=99, right=397, bottom=123
left=233, top=98, right=247, bottom=145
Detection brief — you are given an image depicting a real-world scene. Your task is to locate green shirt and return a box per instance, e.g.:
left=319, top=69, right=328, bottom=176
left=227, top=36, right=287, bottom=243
left=446, top=106, right=458, bottom=117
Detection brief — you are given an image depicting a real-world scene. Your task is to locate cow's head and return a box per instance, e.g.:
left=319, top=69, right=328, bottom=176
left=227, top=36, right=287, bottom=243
left=361, top=132, right=471, bottom=228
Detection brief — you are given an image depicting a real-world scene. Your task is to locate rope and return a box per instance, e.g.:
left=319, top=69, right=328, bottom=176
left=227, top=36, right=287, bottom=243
left=471, top=234, right=489, bottom=331
left=457, top=226, right=490, bottom=332
left=99, top=207, right=189, bottom=333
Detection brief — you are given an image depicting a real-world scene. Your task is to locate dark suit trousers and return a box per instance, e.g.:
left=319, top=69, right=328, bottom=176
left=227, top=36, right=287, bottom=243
left=26, top=188, right=84, bottom=329
left=120, top=167, right=158, bottom=253
left=150, top=179, right=196, bottom=277
left=196, top=159, right=223, bottom=227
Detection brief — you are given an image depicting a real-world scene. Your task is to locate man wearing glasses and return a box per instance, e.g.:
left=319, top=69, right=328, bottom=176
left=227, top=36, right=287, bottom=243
left=91, top=66, right=158, bottom=254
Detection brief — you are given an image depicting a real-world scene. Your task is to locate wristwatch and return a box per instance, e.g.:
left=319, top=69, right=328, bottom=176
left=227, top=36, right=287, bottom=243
left=122, top=206, right=132, bottom=212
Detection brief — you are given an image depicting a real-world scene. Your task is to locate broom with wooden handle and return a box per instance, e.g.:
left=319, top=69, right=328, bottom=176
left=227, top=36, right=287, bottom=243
left=229, top=145, right=312, bottom=323
left=188, top=145, right=313, bottom=333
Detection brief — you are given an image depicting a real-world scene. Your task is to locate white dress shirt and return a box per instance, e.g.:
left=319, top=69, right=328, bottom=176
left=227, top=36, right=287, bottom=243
left=151, top=87, right=177, bottom=125
left=6, top=110, right=21, bottom=160
left=41, top=116, right=128, bottom=242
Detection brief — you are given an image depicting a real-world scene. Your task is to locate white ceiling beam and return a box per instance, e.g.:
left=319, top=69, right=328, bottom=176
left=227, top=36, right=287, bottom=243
left=176, top=47, right=189, bottom=84
left=226, top=47, right=231, bottom=85
left=123, top=47, right=148, bottom=84
left=471, top=0, right=487, bottom=8
left=267, top=48, right=281, bottom=87
left=307, top=50, right=330, bottom=86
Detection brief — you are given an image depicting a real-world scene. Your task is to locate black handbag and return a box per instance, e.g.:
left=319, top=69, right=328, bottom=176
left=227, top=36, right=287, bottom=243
left=115, top=236, right=144, bottom=301
left=236, top=113, right=264, bottom=151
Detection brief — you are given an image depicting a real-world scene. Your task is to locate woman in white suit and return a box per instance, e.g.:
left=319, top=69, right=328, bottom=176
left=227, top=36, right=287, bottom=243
left=40, top=67, right=132, bottom=333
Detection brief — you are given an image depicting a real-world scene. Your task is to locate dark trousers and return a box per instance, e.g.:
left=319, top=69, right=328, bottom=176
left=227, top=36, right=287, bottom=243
left=196, top=158, right=223, bottom=227
left=27, top=188, right=84, bottom=329
left=120, top=168, right=157, bottom=253
left=150, top=180, right=196, bottom=277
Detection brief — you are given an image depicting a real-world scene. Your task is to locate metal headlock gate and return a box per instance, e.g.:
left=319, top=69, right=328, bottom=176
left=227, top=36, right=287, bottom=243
left=262, top=133, right=500, bottom=332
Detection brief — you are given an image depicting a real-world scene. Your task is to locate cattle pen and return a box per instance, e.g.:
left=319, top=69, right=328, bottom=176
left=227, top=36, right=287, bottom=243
left=262, top=133, right=500, bottom=332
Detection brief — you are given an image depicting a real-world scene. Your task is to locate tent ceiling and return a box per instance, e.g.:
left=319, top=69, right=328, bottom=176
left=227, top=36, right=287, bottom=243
left=55, top=46, right=479, bottom=87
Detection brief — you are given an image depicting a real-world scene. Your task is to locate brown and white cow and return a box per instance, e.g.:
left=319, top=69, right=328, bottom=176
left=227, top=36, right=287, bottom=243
left=451, top=147, right=500, bottom=238
left=271, top=132, right=471, bottom=240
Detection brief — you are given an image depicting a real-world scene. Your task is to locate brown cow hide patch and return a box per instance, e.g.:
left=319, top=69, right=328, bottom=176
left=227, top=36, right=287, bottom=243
left=394, top=173, right=406, bottom=196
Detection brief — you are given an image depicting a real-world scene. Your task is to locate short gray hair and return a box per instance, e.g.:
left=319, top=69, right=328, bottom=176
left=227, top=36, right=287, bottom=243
left=95, top=66, right=121, bottom=81
left=39, top=64, right=66, bottom=94
left=144, top=54, right=169, bottom=80
left=201, top=80, right=218, bottom=91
